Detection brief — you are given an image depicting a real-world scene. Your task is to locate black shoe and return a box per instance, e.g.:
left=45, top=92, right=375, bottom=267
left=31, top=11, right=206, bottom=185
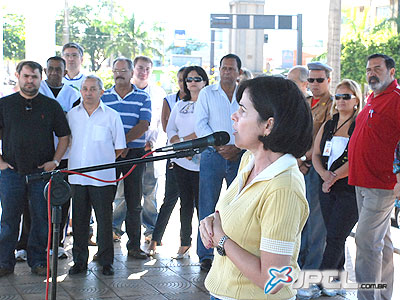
left=31, top=264, right=49, bottom=276
left=92, top=252, right=99, bottom=261
left=0, top=267, right=13, bottom=277
left=102, top=265, right=114, bottom=276
left=200, top=259, right=212, bottom=272
left=128, top=249, right=147, bottom=259
left=68, top=263, right=88, bottom=275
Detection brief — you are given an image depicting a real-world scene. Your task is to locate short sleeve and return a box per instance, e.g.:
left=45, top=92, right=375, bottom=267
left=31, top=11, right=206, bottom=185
left=258, top=188, right=306, bottom=256
left=53, top=101, right=71, bottom=137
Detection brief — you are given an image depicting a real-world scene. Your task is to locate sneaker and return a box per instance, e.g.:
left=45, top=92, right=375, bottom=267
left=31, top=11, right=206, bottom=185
left=31, top=264, right=49, bottom=276
left=297, top=284, right=321, bottom=299
left=113, top=232, right=121, bottom=242
left=15, top=249, right=27, bottom=262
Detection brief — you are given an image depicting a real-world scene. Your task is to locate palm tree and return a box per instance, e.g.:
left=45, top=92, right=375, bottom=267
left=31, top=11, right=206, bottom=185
left=327, top=0, right=342, bottom=93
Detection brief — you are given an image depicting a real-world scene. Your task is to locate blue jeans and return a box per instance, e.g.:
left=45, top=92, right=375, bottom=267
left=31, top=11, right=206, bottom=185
left=298, top=166, right=327, bottom=269
left=0, top=168, right=48, bottom=269
left=141, top=159, right=158, bottom=236
left=196, top=147, right=242, bottom=262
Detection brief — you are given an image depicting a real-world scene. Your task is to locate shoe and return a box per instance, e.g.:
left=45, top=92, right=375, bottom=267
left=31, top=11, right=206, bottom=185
left=0, top=267, right=13, bottom=277
left=174, top=246, right=190, bottom=259
left=144, top=234, right=152, bottom=244
left=113, top=232, right=121, bottom=242
left=297, top=284, right=321, bottom=299
left=93, top=252, right=99, bottom=261
left=128, top=249, right=147, bottom=259
left=58, top=247, right=68, bottom=259
left=102, top=265, right=114, bottom=276
left=200, top=259, right=212, bottom=272
left=31, top=264, right=49, bottom=276
left=15, top=249, right=27, bottom=262
left=68, top=263, right=88, bottom=275
left=88, top=237, right=97, bottom=246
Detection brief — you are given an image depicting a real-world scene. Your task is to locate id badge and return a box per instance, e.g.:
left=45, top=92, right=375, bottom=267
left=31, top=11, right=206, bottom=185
left=323, top=140, right=332, bottom=157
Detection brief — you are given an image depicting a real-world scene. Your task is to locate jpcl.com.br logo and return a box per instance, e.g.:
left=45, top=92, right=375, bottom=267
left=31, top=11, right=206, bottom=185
left=264, top=268, right=387, bottom=294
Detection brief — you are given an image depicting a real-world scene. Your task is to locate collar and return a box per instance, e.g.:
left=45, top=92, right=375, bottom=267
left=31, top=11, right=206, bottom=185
left=64, top=72, right=84, bottom=81
left=243, top=153, right=298, bottom=182
left=77, top=100, right=106, bottom=112
left=109, top=84, right=137, bottom=100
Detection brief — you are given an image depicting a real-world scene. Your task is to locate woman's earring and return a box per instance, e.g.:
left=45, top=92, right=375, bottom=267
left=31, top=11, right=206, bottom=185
left=354, top=105, right=358, bottom=110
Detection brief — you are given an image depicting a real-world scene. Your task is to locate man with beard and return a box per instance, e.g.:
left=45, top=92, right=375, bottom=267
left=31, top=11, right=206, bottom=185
left=348, top=53, right=400, bottom=300
left=0, top=61, right=70, bottom=277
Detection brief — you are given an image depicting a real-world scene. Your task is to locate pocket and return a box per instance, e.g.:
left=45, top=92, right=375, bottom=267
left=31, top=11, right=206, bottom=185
left=92, top=125, right=109, bottom=141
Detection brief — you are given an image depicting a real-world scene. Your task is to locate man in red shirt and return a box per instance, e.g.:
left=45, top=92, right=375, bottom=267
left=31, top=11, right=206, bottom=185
left=348, top=53, right=400, bottom=300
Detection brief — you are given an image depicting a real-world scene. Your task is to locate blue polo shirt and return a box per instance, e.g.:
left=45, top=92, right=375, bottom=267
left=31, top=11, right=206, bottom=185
left=102, top=84, right=151, bottom=148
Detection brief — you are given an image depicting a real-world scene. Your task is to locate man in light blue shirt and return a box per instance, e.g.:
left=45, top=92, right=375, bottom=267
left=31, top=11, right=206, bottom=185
left=194, top=54, right=244, bottom=271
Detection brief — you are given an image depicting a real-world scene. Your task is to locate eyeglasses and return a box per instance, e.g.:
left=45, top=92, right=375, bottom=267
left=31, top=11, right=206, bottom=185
left=63, top=53, right=80, bottom=58
left=25, top=99, right=32, bottom=111
left=335, top=94, right=356, bottom=100
left=185, top=77, right=203, bottom=83
left=307, top=78, right=326, bottom=83
left=112, top=69, right=129, bottom=73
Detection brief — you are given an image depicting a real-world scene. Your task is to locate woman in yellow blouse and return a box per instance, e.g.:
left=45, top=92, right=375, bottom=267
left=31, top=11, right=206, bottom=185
left=199, top=76, right=313, bottom=300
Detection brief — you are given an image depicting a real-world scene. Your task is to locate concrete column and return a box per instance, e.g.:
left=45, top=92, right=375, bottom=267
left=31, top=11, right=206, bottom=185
left=229, top=0, right=265, bottom=73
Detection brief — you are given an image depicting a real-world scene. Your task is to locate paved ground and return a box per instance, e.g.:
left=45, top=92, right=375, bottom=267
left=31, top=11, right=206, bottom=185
left=0, top=171, right=399, bottom=299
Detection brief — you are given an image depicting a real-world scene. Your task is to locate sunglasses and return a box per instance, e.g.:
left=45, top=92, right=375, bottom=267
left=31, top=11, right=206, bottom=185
left=25, top=99, right=32, bottom=111
left=186, top=77, right=203, bottom=83
left=335, top=94, right=356, bottom=100
left=307, top=77, right=326, bottom=83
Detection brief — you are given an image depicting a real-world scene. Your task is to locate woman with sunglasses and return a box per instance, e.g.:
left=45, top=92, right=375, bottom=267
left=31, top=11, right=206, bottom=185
left=310, top=79, right=362, bottom=297
left=166, top=66, right=209, bottom=258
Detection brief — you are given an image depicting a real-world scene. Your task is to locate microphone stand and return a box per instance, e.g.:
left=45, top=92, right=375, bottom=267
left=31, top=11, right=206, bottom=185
left=26, top=148, right=202, bottom=300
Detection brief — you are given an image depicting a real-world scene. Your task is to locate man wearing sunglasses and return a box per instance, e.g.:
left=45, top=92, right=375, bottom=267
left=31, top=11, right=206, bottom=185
left=0, top=61, right=70, bottom=277
left=348, top=53, right=400, bottom=300
left=298, top=62, right=333, bottom=275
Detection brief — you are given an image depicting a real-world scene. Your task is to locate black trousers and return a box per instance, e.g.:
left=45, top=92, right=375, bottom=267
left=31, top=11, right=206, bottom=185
left=115, top=148, right=145, bottom=250
left=152, top=160, right=180, bottom=245
left=173, top=164, right=199, bottom=246
left=319, top=181, right=358, bottom=271
left=71, top=184, right=116, bottom=266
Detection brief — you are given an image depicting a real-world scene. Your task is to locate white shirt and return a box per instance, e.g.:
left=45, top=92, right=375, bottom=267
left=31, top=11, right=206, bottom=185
left=67, top=101, right=126, bottom=186
left=62, top=72, right=86, bottom=92
left=327, top=136, right=349, bottom=170
left=39, top=81, right=80, bottom=112
left=167, top=100, right=199, bottom=172
left=194, top=83, right=238, bottom=145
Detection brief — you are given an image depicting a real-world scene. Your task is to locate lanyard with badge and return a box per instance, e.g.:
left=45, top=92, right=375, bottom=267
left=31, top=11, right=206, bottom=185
left=322, top=116, right=352, bottom=157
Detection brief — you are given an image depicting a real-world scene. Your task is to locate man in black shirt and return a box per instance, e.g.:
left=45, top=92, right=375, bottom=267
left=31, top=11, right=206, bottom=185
left=0, top=61, right=70, bottom=277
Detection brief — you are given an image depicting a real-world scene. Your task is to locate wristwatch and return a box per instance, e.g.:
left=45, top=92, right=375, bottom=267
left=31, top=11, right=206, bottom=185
left=53, top=159, right=60, bottom=167
left=217, top=235, right=230, bottom=256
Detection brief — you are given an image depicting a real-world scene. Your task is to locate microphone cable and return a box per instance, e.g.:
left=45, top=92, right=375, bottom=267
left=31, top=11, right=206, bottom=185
left=44, top=150, right=155, bottom=300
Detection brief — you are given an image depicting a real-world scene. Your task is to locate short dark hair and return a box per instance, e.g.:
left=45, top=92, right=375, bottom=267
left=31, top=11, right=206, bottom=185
left=113, top=57, right=133, bottom=70
left=236, top=76, right=313, bottom=158
left=16, top=61, right=43, bottom=76
left=182, top=66, right=209, bottom=101
left=177, top=66, right=186, bottom=75
left=133, top=56, right=153, bottom=67
left=220, top=54, right=242, bottom=71
left=62, top=42, right=84, bottom=57
left=367, top=53, right=395, bottom=70
left=47, top=56, right=66, bottom=69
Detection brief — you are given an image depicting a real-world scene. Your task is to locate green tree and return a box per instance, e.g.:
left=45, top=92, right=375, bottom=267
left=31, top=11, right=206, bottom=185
left=166, top=38, right=207, bottom=55
left=3, top=14, right=25, bottom=60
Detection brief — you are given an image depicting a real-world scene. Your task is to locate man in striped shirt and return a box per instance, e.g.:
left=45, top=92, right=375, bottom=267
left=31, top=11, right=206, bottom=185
left=102, top=57, right=151, bottom=259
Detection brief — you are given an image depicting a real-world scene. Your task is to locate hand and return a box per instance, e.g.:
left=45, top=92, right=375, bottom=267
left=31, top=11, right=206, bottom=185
left=145, top=141, right=153, bottom=151
left=394, top=182, right=400, bottom=198
left=120, top=148, right=129, bottom=158
left=0, top=160, right=13, bottom=170
left=216, top=145, right=241, bottom=161
left=199, top=213, right=215, bottom=249
left=298, top=160, right=311, bottom=175
left=38, top=161, right=57, bottom=172
left=210, top=211, right=226, bottom=245
left=322, top=181, right=332, bottom=193
left=321, top=170, right=336, bottom=185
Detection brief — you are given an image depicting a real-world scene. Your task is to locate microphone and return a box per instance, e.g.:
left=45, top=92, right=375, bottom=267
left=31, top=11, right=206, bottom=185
left=155, top=131, right=230, bottom=152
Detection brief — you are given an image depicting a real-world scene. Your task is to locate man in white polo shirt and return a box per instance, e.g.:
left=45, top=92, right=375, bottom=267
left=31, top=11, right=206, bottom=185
left=67, top=75, right=126, bottom=276
left=62, top=42, right=86, bottom=92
